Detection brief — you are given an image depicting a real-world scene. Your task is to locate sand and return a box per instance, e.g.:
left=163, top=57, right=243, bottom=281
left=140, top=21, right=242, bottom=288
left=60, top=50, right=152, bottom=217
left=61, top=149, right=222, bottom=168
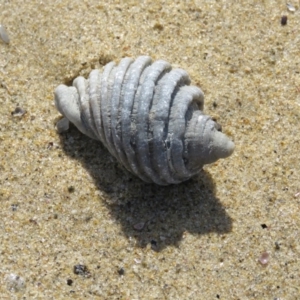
left=0, top=0, right=300, bottom=299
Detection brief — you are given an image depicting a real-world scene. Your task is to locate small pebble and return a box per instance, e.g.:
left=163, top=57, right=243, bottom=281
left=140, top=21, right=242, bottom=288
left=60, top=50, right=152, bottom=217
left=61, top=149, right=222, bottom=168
left=281, top=15, right=288, bottom=26
left=133, top=222, right=145, bottom=231
left=150, top=239, right=158, bottom=250
left=68, top=186, right=75, bottom=193
left=73, top=264, right=91, bottom=277
left=5, top=274, right=25, bottom=292
left=117, top=267, right=125, bottom=276
left=11, top=107, right=26, bottom=117
left=47, top=142, right=54, bottom=149
left=0, top=24, right=10, bottom=44
left=56, top=117, right=69, bottom=133
left=11, top=204, right=18, bottom=211
left=286, top=3, right=296, bottom=12
left=258, top=252, right=269, bottom=265
left=66, top=279, right=73, bottom=286
left=153, top=23, right=163, bottom=31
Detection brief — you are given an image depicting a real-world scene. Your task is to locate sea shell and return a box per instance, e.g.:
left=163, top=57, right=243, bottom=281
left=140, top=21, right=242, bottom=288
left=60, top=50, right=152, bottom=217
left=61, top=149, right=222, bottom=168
left=0, top=24, right=10, bottom=44
left=55, top=56, right=234, bottom=185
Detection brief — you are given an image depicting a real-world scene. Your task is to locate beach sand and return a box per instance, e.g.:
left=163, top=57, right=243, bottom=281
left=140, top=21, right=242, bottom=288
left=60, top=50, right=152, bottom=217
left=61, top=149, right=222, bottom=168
left=0, top=0, right=300, bottom=298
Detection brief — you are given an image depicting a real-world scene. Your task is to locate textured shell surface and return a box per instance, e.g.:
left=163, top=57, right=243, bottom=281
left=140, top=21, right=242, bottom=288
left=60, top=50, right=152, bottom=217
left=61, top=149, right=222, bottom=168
left=55, top=56, right=234, bottom=185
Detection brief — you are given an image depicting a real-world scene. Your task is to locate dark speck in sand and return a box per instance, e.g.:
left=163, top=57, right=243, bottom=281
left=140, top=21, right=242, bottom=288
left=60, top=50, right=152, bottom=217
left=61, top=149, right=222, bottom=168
left=11, top=107, right=26, bottom=117
left=281, top=15, right=287, bottom=26
left=66, top=279, right=73, bottom=286
left=11, top=204, right=18, bottom=211
left=151, top=239, right=158, bottom=250
left=68, top=186, right=75, bottom=193
left=73, top=264, right=91, bottom=277
left=117, top=268, right=125, bottom=276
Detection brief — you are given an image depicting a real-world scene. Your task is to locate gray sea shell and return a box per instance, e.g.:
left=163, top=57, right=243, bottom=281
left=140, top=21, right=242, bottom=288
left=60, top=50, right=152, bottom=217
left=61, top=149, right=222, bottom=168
left=0, top=24, right=10, bottom=44
left=55, top=56, right=234, bottom=185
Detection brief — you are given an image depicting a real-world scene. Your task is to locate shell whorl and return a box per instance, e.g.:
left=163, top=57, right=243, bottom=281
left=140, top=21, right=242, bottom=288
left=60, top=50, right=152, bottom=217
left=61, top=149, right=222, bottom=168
left=55, top=56, right=234, bottom=185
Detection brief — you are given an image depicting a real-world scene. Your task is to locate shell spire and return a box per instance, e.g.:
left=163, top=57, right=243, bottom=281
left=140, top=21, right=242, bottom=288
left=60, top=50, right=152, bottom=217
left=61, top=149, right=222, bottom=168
left=55, top=56, right=234, bottom=185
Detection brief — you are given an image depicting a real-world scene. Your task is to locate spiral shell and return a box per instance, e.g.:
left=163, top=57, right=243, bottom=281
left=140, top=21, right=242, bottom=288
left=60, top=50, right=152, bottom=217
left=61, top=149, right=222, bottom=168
left=55, top=56, right=234, bottom=185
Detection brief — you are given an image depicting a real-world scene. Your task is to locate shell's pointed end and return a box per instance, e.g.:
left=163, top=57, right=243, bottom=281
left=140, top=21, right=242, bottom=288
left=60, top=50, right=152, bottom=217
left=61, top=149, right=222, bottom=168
left=54, top=84, right=82, bottom=131
left=211, top=131, right=235, bottom=160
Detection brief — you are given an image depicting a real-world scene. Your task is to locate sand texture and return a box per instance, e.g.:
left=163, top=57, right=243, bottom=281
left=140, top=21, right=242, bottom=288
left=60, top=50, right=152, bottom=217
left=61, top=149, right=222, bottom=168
left=1, top=0, right=300, bottom=299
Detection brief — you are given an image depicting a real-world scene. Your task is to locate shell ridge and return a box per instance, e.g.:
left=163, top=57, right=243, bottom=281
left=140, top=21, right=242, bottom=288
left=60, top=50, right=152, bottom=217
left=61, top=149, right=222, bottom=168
left=183, top=88, right=206, bottom=173
left=135, top=60, right=172, bottom=185
left=167, top=86, right=193, bottom=178
left=99, top=61, right=115, bottom=148
left=121, top=56, right=152, bottom=178
left=191, top=114, right=208, bottom=172
left=110, top=58, right=134, bottom=163
left=168, top=86, right=204, bottom=178
left=102, top=66, right=118, bottom=156
left=129, top=64, right=153, bottom=182
left=184, top=113, right=209, bottom=172
left=150, top=69, right=190, bottom=183
left=88, top=69, right=103, bottom=141
left=112, top=61, right=138, bottom=171
left=132, top=61, right=173, bottom=184
left=72, top=77, right=98, bottom=139
left=85, top=78, right=100, bottom=139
